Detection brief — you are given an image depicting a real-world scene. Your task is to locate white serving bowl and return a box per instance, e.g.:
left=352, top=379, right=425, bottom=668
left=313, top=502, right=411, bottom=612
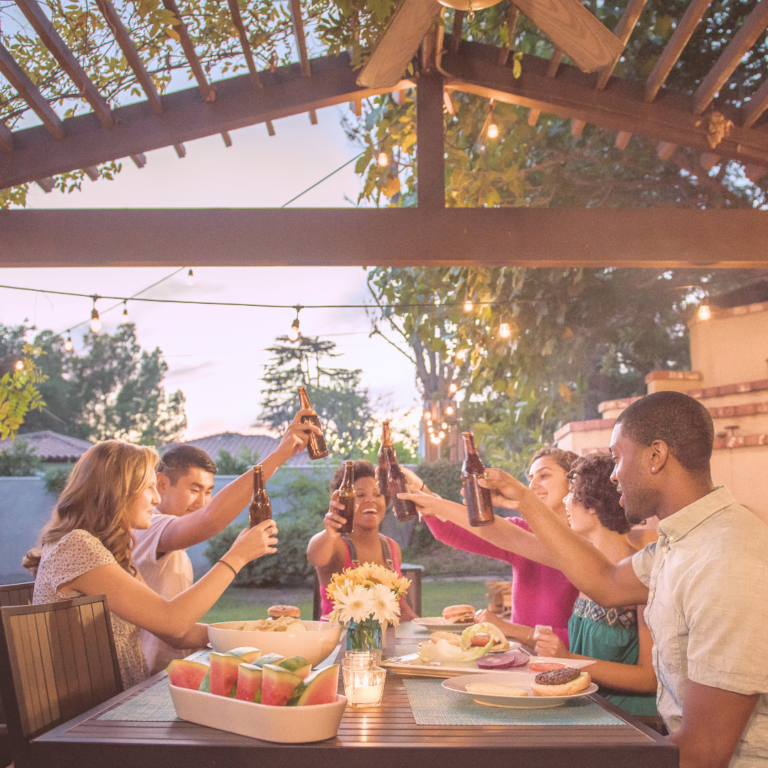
left=169, top=684, right=347, bottom=743
left=208, top=620, right=342, bottom=668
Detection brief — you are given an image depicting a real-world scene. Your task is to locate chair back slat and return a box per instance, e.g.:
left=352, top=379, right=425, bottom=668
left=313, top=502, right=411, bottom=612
left=0, top=583, right=34, bottom=608
left=0, top=595, right=123, bottom=768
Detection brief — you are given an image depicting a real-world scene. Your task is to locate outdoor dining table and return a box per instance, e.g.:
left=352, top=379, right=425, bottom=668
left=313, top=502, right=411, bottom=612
left=31, top=623, right=677, bottom=768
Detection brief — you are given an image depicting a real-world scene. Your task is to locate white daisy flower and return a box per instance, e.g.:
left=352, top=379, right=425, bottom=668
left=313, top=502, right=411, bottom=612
left=369, top=583, right=400, bottom=625
left=336, top=585, right=373, bottom=624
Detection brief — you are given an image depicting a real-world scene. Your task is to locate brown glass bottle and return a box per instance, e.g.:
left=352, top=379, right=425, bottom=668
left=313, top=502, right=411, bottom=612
left=337, top=461, right=356, bottom=534
left=377, top=421, right=391, bottom=495
left=382, top=427, right=418, bottom=522
left=248, top=465, right=272, bottom=527
left=462, top=432, right=495, bottom=527
left=298, top=386, right=330, bottom=460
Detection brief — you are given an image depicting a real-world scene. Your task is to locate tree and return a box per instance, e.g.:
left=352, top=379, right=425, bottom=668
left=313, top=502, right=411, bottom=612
left=0, top=322, right=187, bottom=445
left=258, top=335, right=373, bottom=456
left=0, top=438, right=44, bottom=476
left=214, top=447, right=261, bottom=475
left=0, top=334, right=47, bottom=441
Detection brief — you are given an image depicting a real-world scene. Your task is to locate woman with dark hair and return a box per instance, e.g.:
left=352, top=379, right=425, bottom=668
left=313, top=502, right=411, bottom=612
left=405, top=446, right=579, bottom=648
left=401, top=452, right=657, bottom=716
left=307, top=459, right=417, bottom=621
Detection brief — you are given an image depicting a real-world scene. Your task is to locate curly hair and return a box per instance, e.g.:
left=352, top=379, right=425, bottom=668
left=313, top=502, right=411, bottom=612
left=23, top=440, right=159, bottom=576
left=529, top=445, right=579, bottom=475
left=329, top=460, right=389, bottom=504
left=567, top=452, right=629, bottom=535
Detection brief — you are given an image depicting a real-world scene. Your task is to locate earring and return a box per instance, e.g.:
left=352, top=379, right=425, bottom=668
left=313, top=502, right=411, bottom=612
left=651, top=467, right=656, bottom=473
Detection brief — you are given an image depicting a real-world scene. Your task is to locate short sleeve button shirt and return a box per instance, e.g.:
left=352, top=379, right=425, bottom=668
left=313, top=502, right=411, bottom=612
left=633, top=487, right=768, bottom=766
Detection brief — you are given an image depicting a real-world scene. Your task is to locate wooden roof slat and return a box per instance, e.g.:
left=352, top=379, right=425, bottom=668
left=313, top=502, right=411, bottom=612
left=94, top=0, right=163, bottom=116
left=82, top=166, right=99, bottom=180
left=162, top=0, right=214, bottom=102
left=0, top=121, right=13, bottom=153
left=450, top=11, right=464, bottom=55
left=288, top=0, right=318, bottom=124
left=645, top=0, right=713, bottom=102
left=595, top=0, right=648, bottom=90
left=742, top=76, right=768, bottom=129
left=497, top=6, right=518, bottom=66
left=35, top=176, right=54, bottom=192
left=0, top=43, right=65, bottom=140
left=693, top=1, right=768, bottom=115
left=222, top=131, right=232, bottom=147
left=174, top=143, right=186, bottom=158
left=15, top=0, right=115, bottom=129
left=130, top=154, right=146, bottom=168
left=528, top=47, right=563, bottom=126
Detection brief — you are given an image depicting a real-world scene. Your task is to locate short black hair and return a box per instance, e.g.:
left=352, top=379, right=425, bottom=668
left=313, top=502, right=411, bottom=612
left=615, top=391, right=713, bottom=474
left=568, top=453, right=629, bottom=535
left=330, top=460, right=389, bottom=504
left=159, top=445, right=217, bottom=485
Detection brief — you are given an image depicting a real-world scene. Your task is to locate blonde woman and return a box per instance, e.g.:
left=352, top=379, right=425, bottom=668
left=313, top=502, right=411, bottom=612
left=24, top=440, right=276, bottom=689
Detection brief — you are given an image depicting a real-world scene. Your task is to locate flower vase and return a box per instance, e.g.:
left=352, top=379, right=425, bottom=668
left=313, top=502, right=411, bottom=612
left=346, top=617, right=385, bottom=652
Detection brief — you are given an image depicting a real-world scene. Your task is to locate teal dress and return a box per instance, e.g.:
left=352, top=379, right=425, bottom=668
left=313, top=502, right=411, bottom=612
left=568, top=597, right=658, bottom=716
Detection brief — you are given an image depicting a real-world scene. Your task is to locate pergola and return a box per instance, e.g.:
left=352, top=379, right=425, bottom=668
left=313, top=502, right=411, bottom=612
left=1, top=0, right=768, bottom=268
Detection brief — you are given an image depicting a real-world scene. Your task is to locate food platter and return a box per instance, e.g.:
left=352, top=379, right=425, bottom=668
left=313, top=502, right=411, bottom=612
left=411, top=617, right=476, bottom=632
left=442, top=672, right=599, bottom=709
left=381, top=653, right=593, bottom=679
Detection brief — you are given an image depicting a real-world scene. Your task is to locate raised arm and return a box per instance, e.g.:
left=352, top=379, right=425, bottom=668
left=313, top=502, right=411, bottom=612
left=480, top=469, right=649, bottom=607
left=158, top=410, right=320, bottom=553
left=307, top=490, right=347, bottom=568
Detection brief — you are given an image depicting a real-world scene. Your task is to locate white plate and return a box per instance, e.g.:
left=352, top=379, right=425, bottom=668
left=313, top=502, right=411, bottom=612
left=442, top=672, right=598, bottom=709
left=169, top=683, right=347, bottom=743
left=382, top=653, right=592, bottom=679
left=412, top=617, right=476, bottom=632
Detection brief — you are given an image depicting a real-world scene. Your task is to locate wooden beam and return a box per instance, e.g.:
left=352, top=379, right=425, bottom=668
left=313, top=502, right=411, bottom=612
left=3, top=208, right=768, bottom=268
left=645, top=0, right=712, bottom=102
left=82, top=166, right=99, bottom=181
left=497, top=6, right=519, bottom=66
left=15, top=0, right=115, bottom=129
left=222, top=131, right=232, bottom=147
left=288, top=0, right=317, bottom=124
left=450, top=10, right=464, bottom=55
left=174, top=144, right=186, bottom=158
left=595, top=0, right=647, bottom=90
left=0, top=122, right=12, bottom=153
left=615, top=130, right=631, bottom=150
left=226, top=0, right=275, bottom=135
left=34, top=177, right=54, bottom=192
left=693, top=2, right=768, bottom=115
left=529, top=47, right=564, bottom=127
left=441, top=43, right=768, bottom=166
left=0, top=42, right=64, bottom=140
left=699, top=151, right=719, bottom=171
left=130, top=154, right=146, bottom=168
left=0, top=54, right=414, bottom=189
left=416, top=72, right=444, bottom=209
left=743, top=77, right=768, bottom=129
left=94, top=0, right=163, bottom=116
left=162, top=0, right=213, bottom=101
left=657, top=141, right=676, bottom=160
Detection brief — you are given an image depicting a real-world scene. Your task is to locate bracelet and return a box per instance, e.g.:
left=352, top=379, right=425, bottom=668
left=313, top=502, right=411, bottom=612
left=218, top=559, right=239, bottom=578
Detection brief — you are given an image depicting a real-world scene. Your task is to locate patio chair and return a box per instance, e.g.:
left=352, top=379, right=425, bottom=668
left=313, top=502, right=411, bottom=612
left=0, top=595, right=123, bottom=768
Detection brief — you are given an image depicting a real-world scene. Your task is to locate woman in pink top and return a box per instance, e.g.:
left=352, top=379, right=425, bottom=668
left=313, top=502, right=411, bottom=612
left=307, top=460, right=418, bottom=621
left=402, top=447, right=578, bottom=648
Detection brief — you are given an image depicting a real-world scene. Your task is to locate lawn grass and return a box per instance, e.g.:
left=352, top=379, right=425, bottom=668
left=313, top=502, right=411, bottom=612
left=201, top=577, right=495, bottom=623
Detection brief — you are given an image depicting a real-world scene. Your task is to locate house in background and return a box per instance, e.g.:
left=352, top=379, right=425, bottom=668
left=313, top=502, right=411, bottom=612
left=0, top=430, right=93, bottom=465
left=170, top=432, right=320, bottom=468
left=555, top=285, right=768, bottom=518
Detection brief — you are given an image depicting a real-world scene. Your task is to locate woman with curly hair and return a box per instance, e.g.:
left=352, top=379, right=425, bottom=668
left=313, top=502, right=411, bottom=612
left=401, top=452, right=657, bottom=717
left=24, top=440, right=277, bottom=689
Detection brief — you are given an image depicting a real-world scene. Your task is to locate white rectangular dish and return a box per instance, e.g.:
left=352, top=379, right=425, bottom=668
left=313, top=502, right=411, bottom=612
left=169, top=684, right=347, bottom=743
left=382, top=654, right=594, bottom=679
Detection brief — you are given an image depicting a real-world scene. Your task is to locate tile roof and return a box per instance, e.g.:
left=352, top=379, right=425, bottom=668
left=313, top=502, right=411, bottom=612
left=0, top=431, right=93, bottom=462
left=172, top=432, right=320, bottom=468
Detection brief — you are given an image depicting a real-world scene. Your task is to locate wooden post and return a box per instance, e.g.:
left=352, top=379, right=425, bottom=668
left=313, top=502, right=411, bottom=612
left=417, top=72, right=445, bottom=210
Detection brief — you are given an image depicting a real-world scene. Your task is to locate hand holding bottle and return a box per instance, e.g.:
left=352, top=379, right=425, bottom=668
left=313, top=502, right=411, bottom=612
left=226, top=519, right=278, bottom=570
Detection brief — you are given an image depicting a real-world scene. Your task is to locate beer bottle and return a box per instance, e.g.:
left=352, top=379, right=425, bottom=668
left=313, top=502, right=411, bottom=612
left=248, top=465, right=272, bottom=527
left=377, top=421, right=390, bottom=495
left=298, top=386, right=330, bottom=460
left=462, top=432, right=495, bottom=527
left=382, top=427, right=418, bottom=522
left=337, top=461, right=356, bottom=534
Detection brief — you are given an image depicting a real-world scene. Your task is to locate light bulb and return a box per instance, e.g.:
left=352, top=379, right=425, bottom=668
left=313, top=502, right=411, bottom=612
left=698, top=303, right=712, bottom=321
left=463, top=299, right=473, bottom=312
left=431, top=437, right=440, bottom=445
left=288, top=317, right=300, bottom=341
left=14, top=360, right=24, bottom=372
left=186, top=268, right=195, bottom=285
left=449, top=382, right=458, bottom=394
left=441, top=422, right=448, bottom=429
left=64, top=335, right=73, bottom=352
left=445, top=406, right=454, bottom=416
left=456, top=349, right=467, bottom=361
left=439, top=430, right=445, bottom=439
left=423, top=409, right=431, bottom=419
left=122, top=304, right=128, bottom=317
left=90, top=308, right=102, bottom=333
left=499, top=322, right=511, bottom=338
left=487, top=123, right=499, bottom=139
left=377, top=152, right=389, bottom=167
left=427, top=418, right=433, bottom=426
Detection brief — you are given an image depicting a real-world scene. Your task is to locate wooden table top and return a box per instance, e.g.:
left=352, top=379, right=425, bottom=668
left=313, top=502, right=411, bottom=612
left=32, top=629, right=678, bottom=768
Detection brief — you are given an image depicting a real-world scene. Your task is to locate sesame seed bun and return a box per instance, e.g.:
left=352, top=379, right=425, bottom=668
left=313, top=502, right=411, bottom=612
left=267, top=605, right=301, bottom=619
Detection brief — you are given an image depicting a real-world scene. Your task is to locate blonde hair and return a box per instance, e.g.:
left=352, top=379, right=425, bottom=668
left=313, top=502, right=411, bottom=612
left=23, top=440, right=159, bottom=576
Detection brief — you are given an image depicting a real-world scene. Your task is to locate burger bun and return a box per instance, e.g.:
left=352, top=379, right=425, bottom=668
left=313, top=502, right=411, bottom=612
left=267, top=604, right=301, bottom=619
left=530, top=671, right=591, bottom=697
left=442, top=605, right=476, bottom=624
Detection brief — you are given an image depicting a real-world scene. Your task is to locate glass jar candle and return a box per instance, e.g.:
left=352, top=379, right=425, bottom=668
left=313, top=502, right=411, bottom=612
left=342, top=665, right=386, bottom=708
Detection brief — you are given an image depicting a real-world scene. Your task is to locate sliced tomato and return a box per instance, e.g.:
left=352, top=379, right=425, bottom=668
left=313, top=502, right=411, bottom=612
left=528, top=662, right=566, bottom=672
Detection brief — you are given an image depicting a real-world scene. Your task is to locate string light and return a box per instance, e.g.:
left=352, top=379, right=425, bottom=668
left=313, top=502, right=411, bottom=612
left=288, top=304, right=303, bottom=341
left=698, top=302, right=712, bottom=321
left=14, top=360, right=24, bottom=372
left=439, top=430, right=445, bottom=439
left=449, top=382, right=458, bottom=394
left=377, top=152, right=389, bottom=167
left=499, top=321, right=512, bottom=339
left=186, top=268, right=195, bottom=286
left=64, top=335, right=73, bottom=352
left=456, top=348, right=467, bottom=361
left=122, top=302, right=128, bottom=318
left=423, top=409, right=431, bottom=419
left=487, top=123, right=499, bottom=139
left=90, top=297, right=102, bottom=333
left=445, top=405, right=454, bottom=416
left=463, top=298, right=473, bottom=312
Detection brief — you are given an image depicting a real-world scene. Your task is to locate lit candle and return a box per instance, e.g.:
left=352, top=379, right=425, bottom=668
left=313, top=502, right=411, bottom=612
left=347, top=685, right=381, bottom=705
left=342, top=667, right=385, bottom=708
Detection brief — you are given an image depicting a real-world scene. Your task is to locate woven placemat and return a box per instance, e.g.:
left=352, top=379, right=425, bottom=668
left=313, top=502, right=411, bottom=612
left=99, top=678, right=179, bottom=722
left=403, top=679, right=624, bottom=726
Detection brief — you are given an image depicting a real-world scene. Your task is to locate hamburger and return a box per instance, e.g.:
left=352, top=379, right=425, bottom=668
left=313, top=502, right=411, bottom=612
left=267, top=605, right=301, bottom=619
left=442, top=605, right=476, bottom=624
left=530, top=667, right=591, bottom=697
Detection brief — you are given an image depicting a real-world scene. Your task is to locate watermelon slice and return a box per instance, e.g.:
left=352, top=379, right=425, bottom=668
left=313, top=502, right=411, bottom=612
left=225, top=646, right=262, bottom=663
left=199, top=669, right=211, bottom=693
left=297, top=664, right=340, bottom=706
left=261, top=664, right=303, bottom=706
left=277, top=655, right=312, bottom=680
left=210, top=652, right=241, bottom=697
left=236, top=663, right=264, bottom=702
left=166, top=658, right=209, bottom=690
left=248, top=653, right=285, bottom=668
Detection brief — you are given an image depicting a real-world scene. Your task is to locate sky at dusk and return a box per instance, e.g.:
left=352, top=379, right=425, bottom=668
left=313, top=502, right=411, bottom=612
left=1, top=106, right=422, bottom=440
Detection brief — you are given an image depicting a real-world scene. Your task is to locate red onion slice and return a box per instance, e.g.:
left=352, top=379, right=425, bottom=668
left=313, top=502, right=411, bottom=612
left=476, top=651, right=529, bottom=669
